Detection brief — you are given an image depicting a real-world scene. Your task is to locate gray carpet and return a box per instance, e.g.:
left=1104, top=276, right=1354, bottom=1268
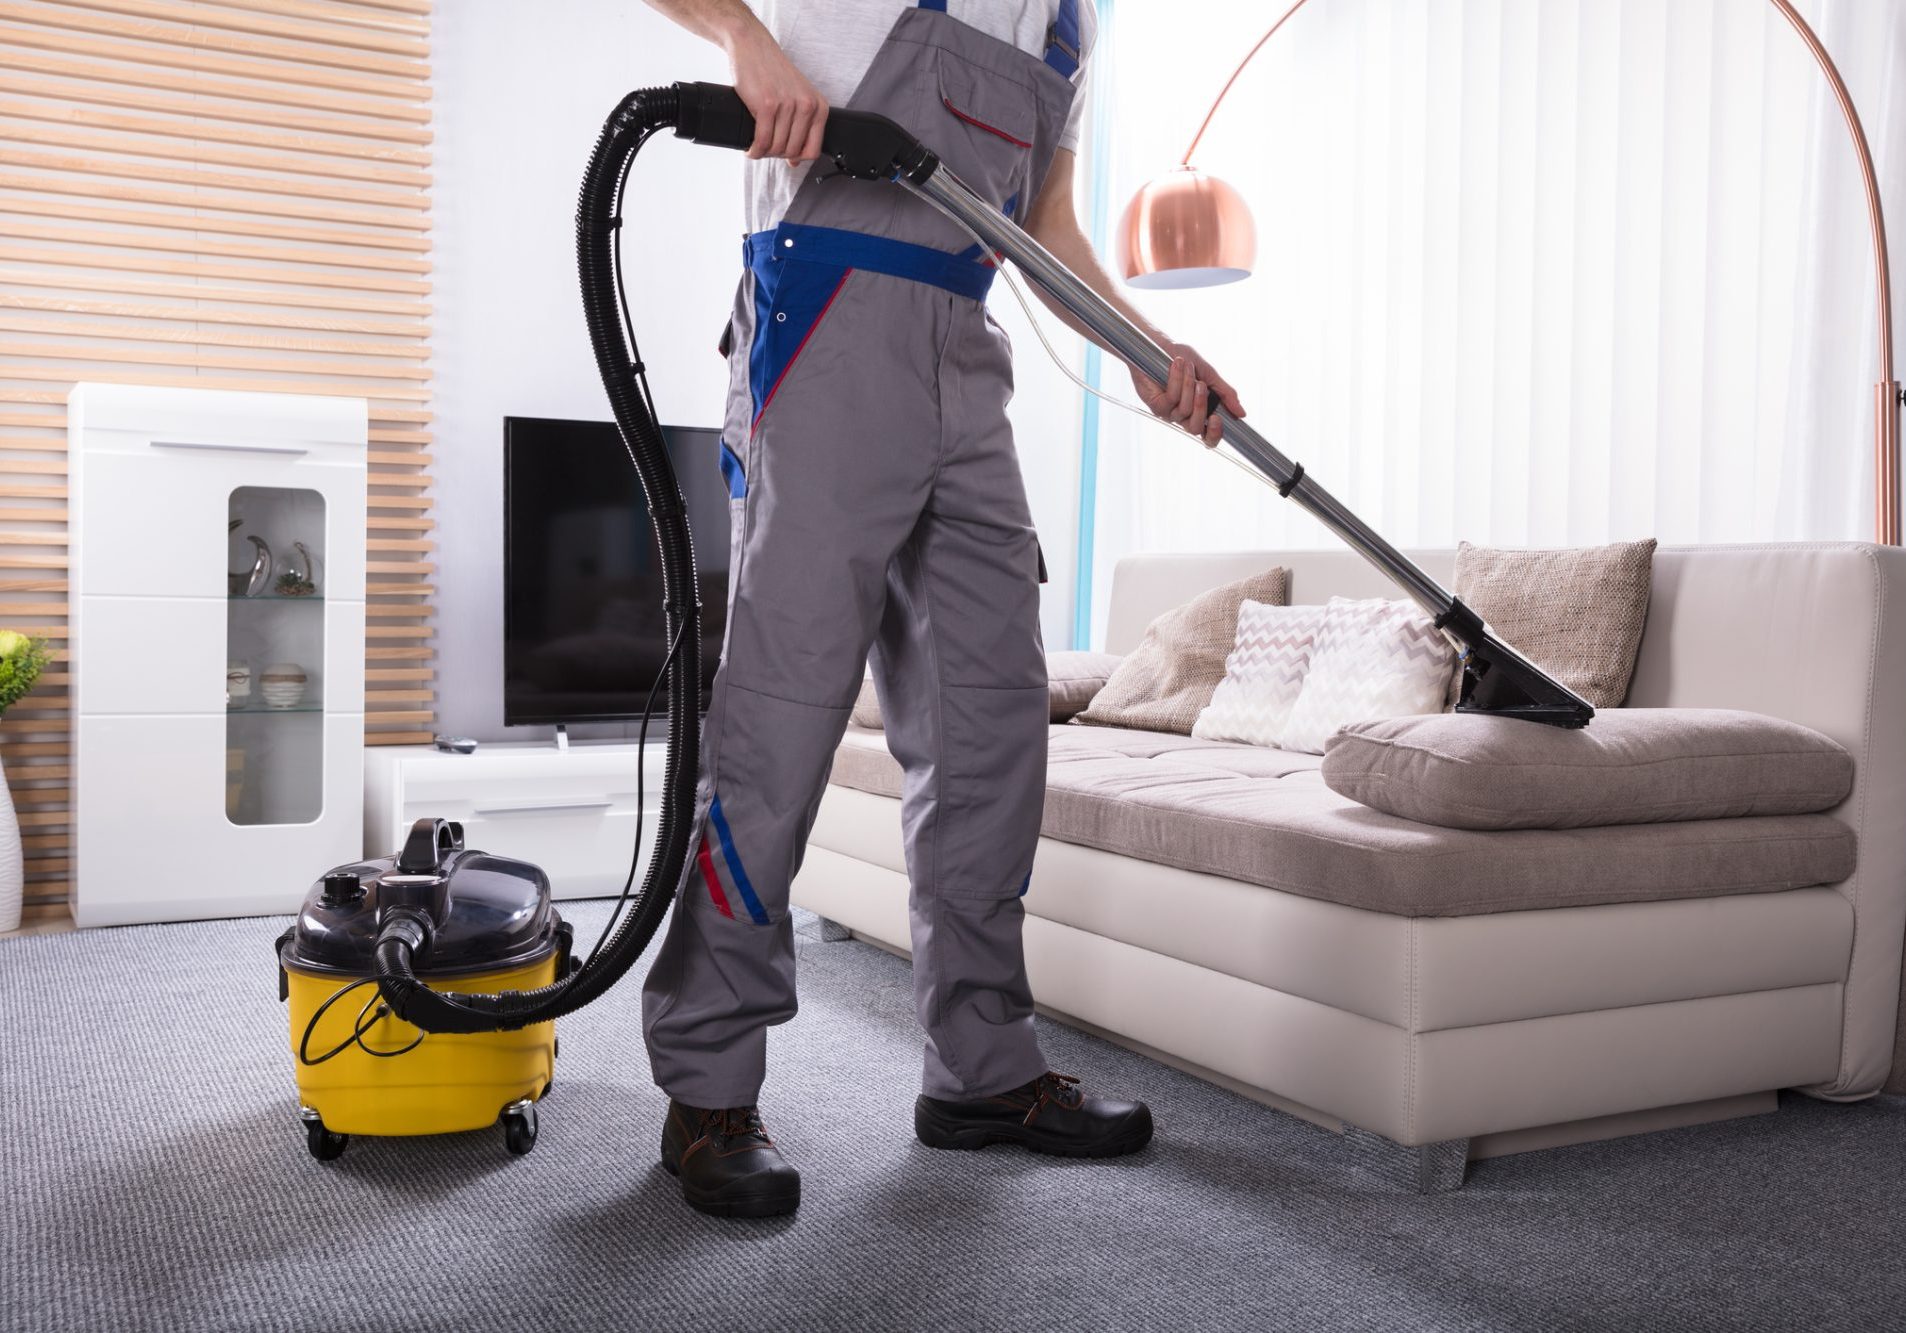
left=3, top=903, right=1904, bottom=1333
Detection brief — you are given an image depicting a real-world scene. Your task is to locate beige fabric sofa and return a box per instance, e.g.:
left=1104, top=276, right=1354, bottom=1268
left=791, top=543, right=1906, bottom=1187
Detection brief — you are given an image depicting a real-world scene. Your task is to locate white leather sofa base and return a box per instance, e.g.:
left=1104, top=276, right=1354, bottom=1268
left=813, top=785, right=1853, bottom=1032
left=794, top=839, right=1843, bottom=1149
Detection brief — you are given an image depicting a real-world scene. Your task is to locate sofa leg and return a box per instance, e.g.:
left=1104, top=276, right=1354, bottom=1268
left=798, top=914, right=852, bottom=942
left=1343, top=1126, right=1470, bottom=1194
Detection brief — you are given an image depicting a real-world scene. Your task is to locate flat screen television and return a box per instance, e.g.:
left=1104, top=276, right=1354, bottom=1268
left=503, top=416, right=730, bottom=727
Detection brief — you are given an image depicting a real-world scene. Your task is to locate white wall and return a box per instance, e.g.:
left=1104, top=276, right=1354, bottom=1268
left=430, top=0, right=1085, bottom=741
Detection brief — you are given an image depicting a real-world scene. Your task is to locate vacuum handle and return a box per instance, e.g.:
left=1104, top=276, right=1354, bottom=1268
left=397, top=817, right=464, bottom=874
left=673, top=82, right=935, bottom=182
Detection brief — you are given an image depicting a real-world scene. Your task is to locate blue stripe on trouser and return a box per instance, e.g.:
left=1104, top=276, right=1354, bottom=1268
left=718, top=440, right=746, bottom=498
left=747, top=224, right=998, bottom=303
left=707, top=795, right=770, bottom=925
left=744, top=223, right=998, bottom=429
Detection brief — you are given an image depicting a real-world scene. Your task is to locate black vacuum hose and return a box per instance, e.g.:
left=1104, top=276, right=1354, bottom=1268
left=374, top=86, right=701, bottom=1033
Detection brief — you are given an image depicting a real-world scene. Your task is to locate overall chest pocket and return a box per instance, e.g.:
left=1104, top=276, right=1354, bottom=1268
left=932, top=53, right=1037, bottom=218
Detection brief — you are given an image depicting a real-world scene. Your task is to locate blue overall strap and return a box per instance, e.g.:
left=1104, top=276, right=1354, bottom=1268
left=917, top=0, right=947, bottom=9
left=747, top=223, right=996, bottom=302
left=1045, top=0, right=1081, bottom=78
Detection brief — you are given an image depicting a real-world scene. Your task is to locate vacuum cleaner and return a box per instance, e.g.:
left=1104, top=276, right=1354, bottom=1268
left=275, top=83, right=1593, bottom=1161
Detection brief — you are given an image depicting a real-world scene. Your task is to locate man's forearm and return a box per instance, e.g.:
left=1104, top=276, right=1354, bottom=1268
left=642, top=0, right=760, bottom=50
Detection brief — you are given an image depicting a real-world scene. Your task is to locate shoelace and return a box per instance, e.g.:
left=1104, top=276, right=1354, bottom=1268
left=701, top=1105, right=772, bottom=1147
left=1022, top=1072, right=1083, bottom=1126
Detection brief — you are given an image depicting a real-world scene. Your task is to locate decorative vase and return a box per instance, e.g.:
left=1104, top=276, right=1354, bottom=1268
left=274, top=540, right=321, bottom=597
left=230, top=533, right=272, bottom=597
left=260, top=663, right=308, bottom=709
left=0, top=756, right=21, bottom=933
left=226, top=661, right=253, bottom=709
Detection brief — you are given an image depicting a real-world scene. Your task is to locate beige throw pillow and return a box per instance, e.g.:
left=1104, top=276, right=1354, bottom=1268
left=1448, top=539, right=1657, bottom=710
left=1073, top=567, right=1291, bottom=735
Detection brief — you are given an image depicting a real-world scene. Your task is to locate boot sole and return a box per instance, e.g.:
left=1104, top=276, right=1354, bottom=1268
left=913, top=1098, right=1154, bottom=1159
left=661, top=1157, right=801, bottom=1219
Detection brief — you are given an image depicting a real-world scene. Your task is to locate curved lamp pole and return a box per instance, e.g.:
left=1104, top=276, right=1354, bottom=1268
left=1117, top=0, right=1903, bottom=543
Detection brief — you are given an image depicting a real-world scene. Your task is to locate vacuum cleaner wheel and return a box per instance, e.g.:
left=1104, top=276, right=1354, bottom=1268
left=501, top=1099, right=538, bottom=1156
left=300, top=1107, right=348, bottom=1162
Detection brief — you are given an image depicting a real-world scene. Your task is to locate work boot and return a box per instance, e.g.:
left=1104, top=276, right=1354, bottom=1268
left=914, top=1072, right=1153, bottom=1158
left=659, top=1100, right=801, bottom=1218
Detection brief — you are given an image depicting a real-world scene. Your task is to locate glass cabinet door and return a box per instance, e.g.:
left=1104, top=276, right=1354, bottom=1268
left=225, top=485, right=325, bottom=825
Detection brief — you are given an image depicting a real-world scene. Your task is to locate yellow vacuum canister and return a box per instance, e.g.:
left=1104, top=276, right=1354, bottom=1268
left=275, top=819, right=572, bottom=1161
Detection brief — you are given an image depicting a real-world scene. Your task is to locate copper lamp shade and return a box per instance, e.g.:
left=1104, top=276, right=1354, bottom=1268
left=1116, top=167, right=1256, bottom=289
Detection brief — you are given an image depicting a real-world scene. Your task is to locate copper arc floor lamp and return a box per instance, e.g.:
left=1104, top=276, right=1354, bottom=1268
left=1116, top=0, right=1903, bottom=544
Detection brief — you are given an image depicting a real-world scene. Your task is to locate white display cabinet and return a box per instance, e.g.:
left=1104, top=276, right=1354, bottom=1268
left=69, top=384, right=367, bottom=926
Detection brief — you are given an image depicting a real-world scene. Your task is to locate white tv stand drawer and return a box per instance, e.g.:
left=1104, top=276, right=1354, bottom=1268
left=363, top=741, right=669, bottom=900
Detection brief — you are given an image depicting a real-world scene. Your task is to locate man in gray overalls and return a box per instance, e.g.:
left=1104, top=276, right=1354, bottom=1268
left=643, top=0, right=1246, bottom=1218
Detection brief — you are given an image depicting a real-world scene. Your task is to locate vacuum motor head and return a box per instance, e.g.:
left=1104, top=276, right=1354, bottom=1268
left=281, top=819, right=567, bottom=980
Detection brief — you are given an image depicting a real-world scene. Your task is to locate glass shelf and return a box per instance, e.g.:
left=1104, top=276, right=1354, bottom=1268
left=228, top=483, right=325, bottom=827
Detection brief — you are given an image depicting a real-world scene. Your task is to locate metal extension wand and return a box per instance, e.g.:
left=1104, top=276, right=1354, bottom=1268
left=671, top=84, right=1594, bottom=728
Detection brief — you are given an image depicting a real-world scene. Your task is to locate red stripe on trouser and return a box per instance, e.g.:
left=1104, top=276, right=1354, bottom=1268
left=697, top=838, right=734, bottom=918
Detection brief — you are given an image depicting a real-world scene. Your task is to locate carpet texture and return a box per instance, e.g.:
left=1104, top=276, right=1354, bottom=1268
left=4, top=903, right=1905, bottom=1333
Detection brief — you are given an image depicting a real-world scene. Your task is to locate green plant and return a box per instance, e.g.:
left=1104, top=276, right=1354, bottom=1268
left=0, top=630, right=52, bottom=716
left=275, top=570, right=317, bottom=597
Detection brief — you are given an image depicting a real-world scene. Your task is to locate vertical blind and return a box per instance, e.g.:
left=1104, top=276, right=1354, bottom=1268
left=0, top=0, right=437, bottom=924
left=1083, top=0, right=1905, bottom=643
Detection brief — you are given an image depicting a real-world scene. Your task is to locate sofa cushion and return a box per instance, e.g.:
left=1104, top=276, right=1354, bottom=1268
left=1321, top=708, right=1855, bottom=831
left=1074, top=566, right=1289, bottom=735
left=826, top=724, right=1855, bottom=917
left=1192, top=599, right=1329, bottom=748
left=1280, top=598, right=1457, bottom=754
left=1448, top=539, right=1657, bottom=709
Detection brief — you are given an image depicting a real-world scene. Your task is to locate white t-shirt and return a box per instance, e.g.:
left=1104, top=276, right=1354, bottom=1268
left=745, top=0, right=1096, bottom=234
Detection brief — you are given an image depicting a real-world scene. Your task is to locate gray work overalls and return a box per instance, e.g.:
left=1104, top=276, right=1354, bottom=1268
left=642, top=0, right=1084, bottom=1106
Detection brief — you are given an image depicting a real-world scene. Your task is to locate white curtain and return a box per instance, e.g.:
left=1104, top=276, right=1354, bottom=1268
left=1080, top=0, right=1906, bottom=645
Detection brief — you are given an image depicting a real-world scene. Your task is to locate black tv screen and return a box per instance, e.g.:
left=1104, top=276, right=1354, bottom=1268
left=503, top=416, right=730, bottom=726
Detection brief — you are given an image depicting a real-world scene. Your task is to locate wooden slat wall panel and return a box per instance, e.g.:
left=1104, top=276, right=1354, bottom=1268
left=0, top=0, right=436, bottom=924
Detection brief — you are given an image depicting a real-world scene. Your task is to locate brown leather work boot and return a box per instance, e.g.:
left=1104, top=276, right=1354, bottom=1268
left=914, top=1072, right=1154, bottom=1158
left=660, top=1100, right=801, bottom=1218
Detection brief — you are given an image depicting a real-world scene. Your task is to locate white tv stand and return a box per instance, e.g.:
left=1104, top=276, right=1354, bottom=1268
left=363, top=740, right=667, bottom=900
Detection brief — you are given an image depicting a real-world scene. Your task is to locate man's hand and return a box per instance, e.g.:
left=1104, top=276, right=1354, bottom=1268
left=725, top=20, right=828, bottom=164
left=1131, top=345, right=1245, bottom=447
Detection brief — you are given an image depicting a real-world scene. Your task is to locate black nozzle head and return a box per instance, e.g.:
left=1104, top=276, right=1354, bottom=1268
left=1455, top=651, right=1595, bottom=728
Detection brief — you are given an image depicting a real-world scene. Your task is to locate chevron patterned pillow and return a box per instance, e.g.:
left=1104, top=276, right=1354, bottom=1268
left=1280, top=597, right=1458, bottom=755
left=1192, top=600, right=1332, bottom=747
